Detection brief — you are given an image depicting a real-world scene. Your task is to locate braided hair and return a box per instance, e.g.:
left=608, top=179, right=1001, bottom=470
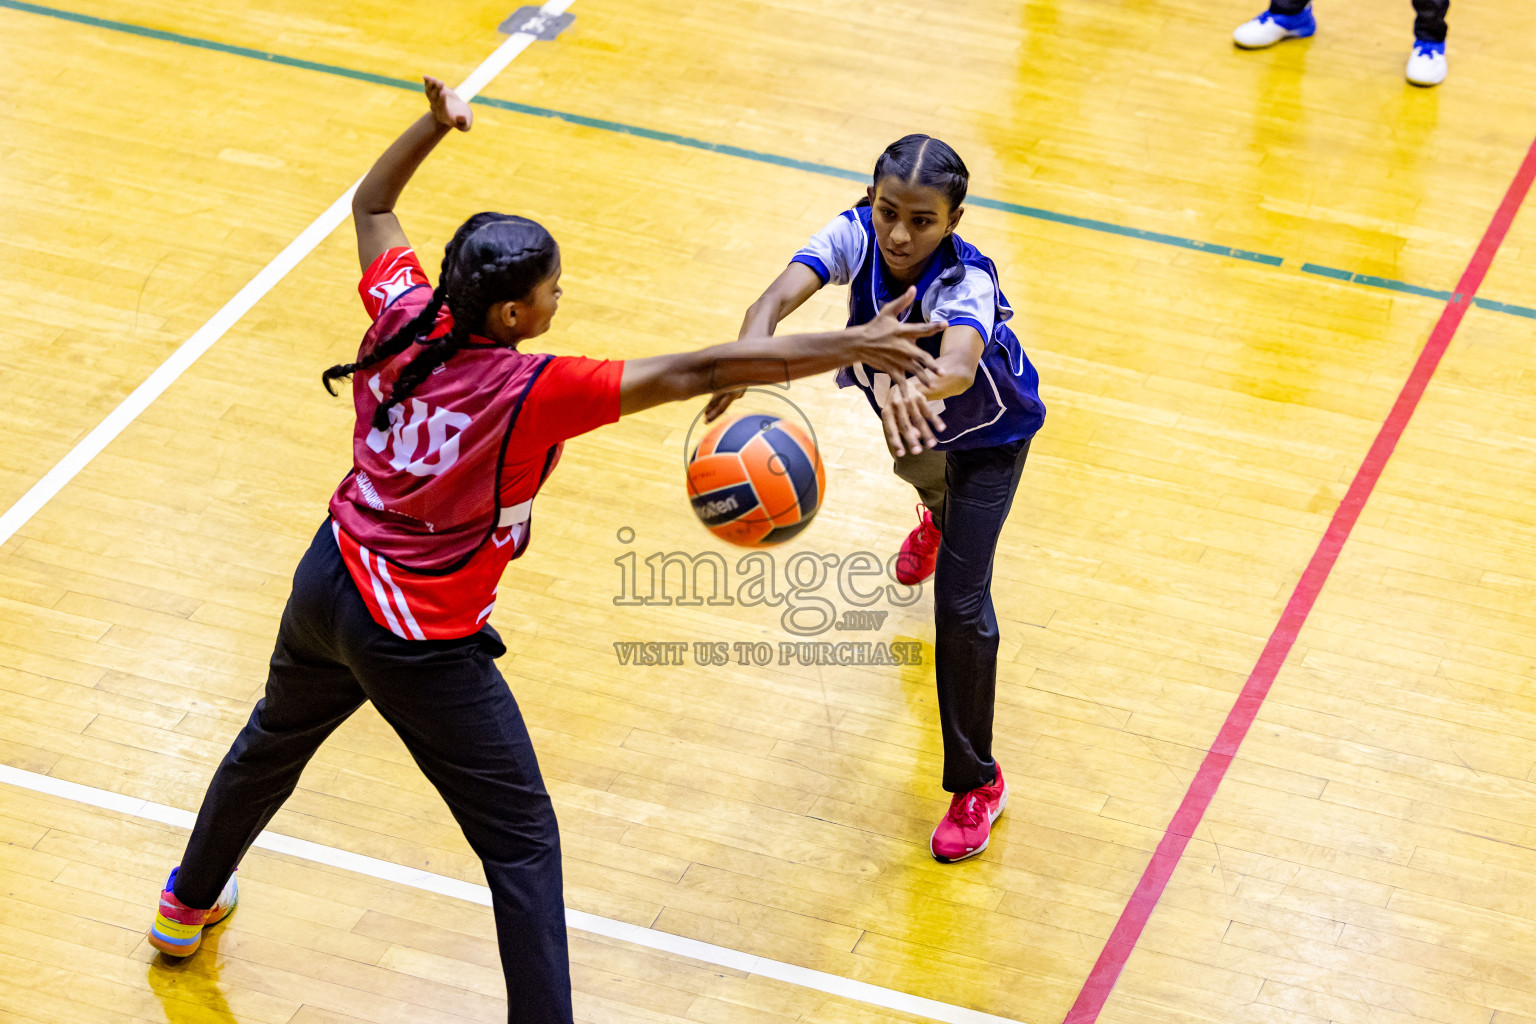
left=323, top=213, right=559, bottom=429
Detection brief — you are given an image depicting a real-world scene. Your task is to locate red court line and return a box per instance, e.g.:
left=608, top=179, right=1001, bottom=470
left=1062, top=133, right=1536, bottom=1024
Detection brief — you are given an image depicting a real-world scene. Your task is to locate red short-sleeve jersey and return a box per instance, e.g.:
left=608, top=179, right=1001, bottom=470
left=330, top=247, right=623, bottom=639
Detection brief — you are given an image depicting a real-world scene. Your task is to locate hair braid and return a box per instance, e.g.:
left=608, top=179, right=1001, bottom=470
left=372, top=286, right=482, bottom=429
left=324, top=211, right=560, bottom=429
left=321, top=286, right=446, bottom=396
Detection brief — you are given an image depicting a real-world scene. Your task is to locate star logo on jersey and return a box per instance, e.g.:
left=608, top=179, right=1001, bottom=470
left=492, top=523, right=527, bottom=550
left=369, top=265, right=422, bottom=308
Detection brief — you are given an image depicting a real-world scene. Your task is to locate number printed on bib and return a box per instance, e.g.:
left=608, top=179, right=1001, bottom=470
left=365, top=375, right=473, bottom=477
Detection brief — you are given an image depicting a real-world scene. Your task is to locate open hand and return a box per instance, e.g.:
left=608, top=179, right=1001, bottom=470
left=881, top=376, right=947, bottom=457
left=856, top=287, right=943, bottom=384
left=424, top=76, right=473, bottom=131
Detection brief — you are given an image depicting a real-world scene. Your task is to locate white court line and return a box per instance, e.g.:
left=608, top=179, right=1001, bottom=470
left=0, top=0, right=571, bottom=551
left=0, top=765, right=1021, bottom=1024
left=0, top=5, right=1022, bottom=1022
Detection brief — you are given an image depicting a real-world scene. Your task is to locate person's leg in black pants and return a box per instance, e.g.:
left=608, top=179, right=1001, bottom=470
left=171, top=521, right=573, bottom=1024
left=1412, top=0, right=1449, bottom=43
left=173, top=526, right=368, bottom=907
left=932, top=438, right=1030, bottom=794
left=339, top=617, right=571, bottom=1024
left=1266, top=0, right=1449, bottom=41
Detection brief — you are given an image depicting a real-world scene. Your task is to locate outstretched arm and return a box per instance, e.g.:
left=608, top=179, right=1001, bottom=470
left=353, top=76, right=474, bottom=272
left=622, top=287, right=943, bottom=416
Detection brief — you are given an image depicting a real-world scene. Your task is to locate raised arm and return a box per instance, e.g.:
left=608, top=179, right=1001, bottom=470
left=353, top=76, right=474, bottom=272
left=622, top=287, right=943, bottom=416
left=703, top=262, right=826, bottom=422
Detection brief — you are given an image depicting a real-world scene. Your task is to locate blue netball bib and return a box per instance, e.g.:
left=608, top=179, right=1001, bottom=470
left=793, top=206, right=1044, bottom=451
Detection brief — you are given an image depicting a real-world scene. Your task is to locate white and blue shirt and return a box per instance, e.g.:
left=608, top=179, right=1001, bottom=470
left=793, top=206, right=1044, bottom=450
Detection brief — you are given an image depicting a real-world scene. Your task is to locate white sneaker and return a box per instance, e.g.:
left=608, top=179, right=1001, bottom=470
left=1406, top=41, right=1447, bottom=86
left=1233, top=7, right=1316, bottom=49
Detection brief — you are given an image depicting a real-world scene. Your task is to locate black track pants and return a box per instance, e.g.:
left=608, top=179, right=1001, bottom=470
left=173, top=520, right=572, bottom=1024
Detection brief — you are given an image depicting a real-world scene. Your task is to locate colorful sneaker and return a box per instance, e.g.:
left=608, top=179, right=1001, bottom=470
left=930, top=765, right=1008, bottom=863
left=148, top=867, right=238, bottom=957
left=1233, top=6, right=1316, bottom=48
left=1406, top=40, right=1447, bottom=86
left=895, top=505, right=942, bottom=586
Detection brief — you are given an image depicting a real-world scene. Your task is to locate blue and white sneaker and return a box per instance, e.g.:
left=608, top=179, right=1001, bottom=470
left=1406, top=41, right=1447, bottom=86
left=1233, top=7, right=1316, bottom=49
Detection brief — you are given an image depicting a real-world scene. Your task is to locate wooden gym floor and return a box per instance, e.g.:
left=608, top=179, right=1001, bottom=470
left=3, top=0, right=1536, bottom=1022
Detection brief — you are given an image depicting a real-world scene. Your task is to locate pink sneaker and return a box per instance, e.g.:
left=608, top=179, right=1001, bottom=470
left=930, top=765, right=1007, bottom=863
left=895, top=505, right=941, bottom=585
left=148, top=867, right=238, bottom=957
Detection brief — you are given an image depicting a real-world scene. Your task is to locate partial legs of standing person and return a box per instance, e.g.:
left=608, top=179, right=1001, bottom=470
left=1267, top=0, right=1448, bottom=43
left=1231, top=0, right=1450, bottom=85
left=1408, top=0, right=1450, bottom=43
left=1405, top=0, right=1450, bottom=84
left=149, top=521, right=573, bottom=1024
left=930, top=439, right=1029, bottom=797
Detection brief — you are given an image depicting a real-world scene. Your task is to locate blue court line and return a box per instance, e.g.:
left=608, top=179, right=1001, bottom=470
left=6, top=0, right=1533, bottom=320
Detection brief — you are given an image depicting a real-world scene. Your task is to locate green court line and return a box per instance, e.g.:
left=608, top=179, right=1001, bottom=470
left=1299, top=264, right=1536, bottom=319
left=469, top=95, right=872, bottom=184
left=1470, top=296, right=1536, bottom=319
left=6, top=0, right=1532, bottom=319
left=966, top=196, right=1282, bottom=265
left=1299, top=263, right=1454, bottom=301
left=0, top=0, right=411, bottom=88
left=467, top=95, right=1285, bottom=266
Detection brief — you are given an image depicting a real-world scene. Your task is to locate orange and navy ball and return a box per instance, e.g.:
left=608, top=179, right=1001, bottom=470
left=687, top=413, right=825, bottom=547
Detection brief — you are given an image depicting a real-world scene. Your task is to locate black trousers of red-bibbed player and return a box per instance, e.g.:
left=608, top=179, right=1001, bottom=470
left=1269, top=0, right=1449, bottom=42
left=893, top=437, right=1031, bottom=794
left=172, top=521, right=571, bottom=1024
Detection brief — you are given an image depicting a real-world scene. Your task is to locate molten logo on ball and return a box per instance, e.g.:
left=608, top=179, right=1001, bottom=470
left=686, top=413, right=825, bottom=546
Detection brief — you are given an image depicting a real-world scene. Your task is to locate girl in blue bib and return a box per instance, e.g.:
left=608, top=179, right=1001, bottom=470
left=710, top=135, right=1045, bottom=863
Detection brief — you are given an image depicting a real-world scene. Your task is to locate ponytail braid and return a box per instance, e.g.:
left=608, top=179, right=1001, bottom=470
left=324, top=212, right=560, bottom=427
left=370, top=313, right=477, bottom=429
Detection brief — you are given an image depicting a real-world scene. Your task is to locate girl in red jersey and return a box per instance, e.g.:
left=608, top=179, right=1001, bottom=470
left=146, top=77, right=943, bottom=1023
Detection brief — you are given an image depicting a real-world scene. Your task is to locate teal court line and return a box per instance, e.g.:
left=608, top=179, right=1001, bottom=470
left=5, top=0, right=1534, bottom=321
